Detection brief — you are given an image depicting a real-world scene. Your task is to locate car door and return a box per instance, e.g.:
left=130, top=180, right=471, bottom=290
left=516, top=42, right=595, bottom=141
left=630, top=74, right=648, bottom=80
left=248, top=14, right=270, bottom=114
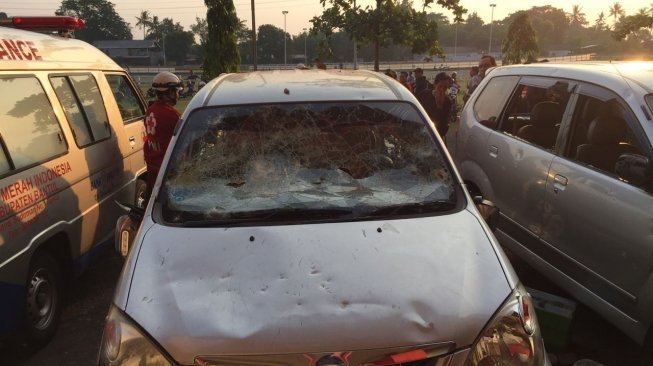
left=485, top=77, right=575, bottom=244
left=542, top=83, right=653, bottom=315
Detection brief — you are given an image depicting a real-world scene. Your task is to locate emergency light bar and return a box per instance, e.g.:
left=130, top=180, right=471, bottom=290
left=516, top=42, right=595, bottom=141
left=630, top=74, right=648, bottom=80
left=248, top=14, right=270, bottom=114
left=0, top=16, right=85, bottom=32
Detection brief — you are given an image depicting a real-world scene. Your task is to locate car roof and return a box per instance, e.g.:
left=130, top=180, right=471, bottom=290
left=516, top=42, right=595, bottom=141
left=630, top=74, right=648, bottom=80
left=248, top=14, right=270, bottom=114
left=184, top=69, right=414, bottom=112
left=489, top=61, right=653, bottom=93
left=0, top=26, right=121, bottom=71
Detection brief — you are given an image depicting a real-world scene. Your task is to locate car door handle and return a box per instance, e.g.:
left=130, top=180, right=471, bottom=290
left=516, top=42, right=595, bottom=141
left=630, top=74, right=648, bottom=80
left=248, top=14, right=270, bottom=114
left=489, top=145, right=498, bottom=157
left=553, top=174, right=568, bottom=193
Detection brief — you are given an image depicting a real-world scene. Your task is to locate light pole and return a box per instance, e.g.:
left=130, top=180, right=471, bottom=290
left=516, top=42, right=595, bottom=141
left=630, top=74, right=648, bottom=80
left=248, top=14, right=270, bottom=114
left=488, top=4, right=496, bottom=55
left=454, top=22, right=458, bottom=60
left=303, top=27, right=307, bottom=64
left=282, top=10, right=288, bottom=65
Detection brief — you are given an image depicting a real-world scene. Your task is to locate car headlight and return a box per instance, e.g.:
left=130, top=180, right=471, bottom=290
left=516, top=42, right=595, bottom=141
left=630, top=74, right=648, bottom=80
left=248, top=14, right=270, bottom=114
left=465, top=283, right=549, bottom=366
left=98, top=305, right=174, bottom=366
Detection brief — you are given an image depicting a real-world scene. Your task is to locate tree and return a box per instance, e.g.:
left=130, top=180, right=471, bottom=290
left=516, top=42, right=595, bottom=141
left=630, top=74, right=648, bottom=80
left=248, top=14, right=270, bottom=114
left=310, top=0, right=466, bottom=71
left=191, top=17, right=209, bottom=45
left=256, top=24, right=286, bottom=64
left=135, top=10, right=151, bottom=39
left=524, top=6, right=567, bottom=52
left=609, top=2, right=625, bottom=27
left=501, top=11, right=539, bottom=65
left=612, top=12, right=653, bottom=40
left=595, top=12, right=608, bottom=30
left=57, top=0, right=132, bottom=42
left=568, top=5, right=588, bottom=28
left=203, top=0, right=240, bottom=80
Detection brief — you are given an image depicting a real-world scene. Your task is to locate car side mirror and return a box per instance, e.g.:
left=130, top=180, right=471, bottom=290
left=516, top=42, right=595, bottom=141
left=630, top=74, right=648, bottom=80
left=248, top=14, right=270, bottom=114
left=473, top=196, right=500, bottom=231
left=114, top=201, right=145, bottom=258
left=615, top=153, right=652, bottom=188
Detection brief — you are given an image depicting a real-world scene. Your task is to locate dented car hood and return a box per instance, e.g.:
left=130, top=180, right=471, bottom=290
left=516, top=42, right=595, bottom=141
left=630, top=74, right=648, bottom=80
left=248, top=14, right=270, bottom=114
left=124, top=210, right=510, bottom=364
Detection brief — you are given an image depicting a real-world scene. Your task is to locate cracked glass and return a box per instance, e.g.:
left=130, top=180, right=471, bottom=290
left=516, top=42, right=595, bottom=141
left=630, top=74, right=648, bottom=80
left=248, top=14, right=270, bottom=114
left=159, top=101, right=456, bottom=225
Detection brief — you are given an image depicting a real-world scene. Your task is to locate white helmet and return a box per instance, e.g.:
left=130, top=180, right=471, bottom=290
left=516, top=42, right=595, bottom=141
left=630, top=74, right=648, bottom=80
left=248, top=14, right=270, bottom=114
left=152, top=71, right=183, bottom=92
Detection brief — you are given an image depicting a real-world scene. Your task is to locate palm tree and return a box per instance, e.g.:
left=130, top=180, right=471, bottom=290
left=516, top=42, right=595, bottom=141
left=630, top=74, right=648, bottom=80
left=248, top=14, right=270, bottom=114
left=568, top=4, right=588, bottom=27
left=135, top=10, right=151, bottom=39
left=594, top=11, right=607, bottom=30
left=608, top=2, right=625, bottom=27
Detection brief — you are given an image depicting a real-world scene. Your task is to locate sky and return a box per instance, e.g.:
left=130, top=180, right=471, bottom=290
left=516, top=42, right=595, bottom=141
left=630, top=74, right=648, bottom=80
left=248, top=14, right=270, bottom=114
left=6, top=0, right=647, bottom=39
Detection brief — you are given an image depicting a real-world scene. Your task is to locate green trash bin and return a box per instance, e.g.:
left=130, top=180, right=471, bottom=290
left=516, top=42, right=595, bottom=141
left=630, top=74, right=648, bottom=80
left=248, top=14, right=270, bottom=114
left=526, top=287, right=577, bottom=353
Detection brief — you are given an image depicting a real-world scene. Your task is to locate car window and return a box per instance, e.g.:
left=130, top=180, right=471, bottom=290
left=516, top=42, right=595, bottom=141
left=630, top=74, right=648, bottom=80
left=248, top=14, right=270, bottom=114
left=105, top=74, right=145, bottom=123
left=51, top=74, right=111, bottom=147
left=499, top=77, right=574, bottom=151
left=563, top=85, right=649, bottom=184
left=159, top=102, right=458, bottom=225
left=472, top=75, right=519, bottom=129
left=0, top=76, right=67, bottom=174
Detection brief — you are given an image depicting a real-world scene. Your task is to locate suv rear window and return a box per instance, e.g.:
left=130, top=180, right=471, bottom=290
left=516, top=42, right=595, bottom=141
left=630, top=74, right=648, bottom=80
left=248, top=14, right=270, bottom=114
left=159, top=102, right=457, bottom=225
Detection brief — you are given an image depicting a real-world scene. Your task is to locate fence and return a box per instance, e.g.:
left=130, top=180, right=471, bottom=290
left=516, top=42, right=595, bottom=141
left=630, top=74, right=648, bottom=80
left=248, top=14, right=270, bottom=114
left=128, top=53, right=596, bottom=86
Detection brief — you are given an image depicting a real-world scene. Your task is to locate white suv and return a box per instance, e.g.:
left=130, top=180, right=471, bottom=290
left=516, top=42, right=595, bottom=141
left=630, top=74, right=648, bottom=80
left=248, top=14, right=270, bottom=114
left=454, top=61, right=653, bottom=351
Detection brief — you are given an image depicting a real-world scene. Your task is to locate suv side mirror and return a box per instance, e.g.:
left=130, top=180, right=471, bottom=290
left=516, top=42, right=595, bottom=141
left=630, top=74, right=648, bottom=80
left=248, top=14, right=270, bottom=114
left=473, top=196, right=500, bottom=231
left=615, top=153, right=652, bottom=188
left=114, top=201, right=145, bottom=258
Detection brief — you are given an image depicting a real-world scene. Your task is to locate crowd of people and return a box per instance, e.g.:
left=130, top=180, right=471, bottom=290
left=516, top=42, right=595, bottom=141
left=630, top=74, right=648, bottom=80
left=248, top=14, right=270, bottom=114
left=382, top=54, right=496, bottom=142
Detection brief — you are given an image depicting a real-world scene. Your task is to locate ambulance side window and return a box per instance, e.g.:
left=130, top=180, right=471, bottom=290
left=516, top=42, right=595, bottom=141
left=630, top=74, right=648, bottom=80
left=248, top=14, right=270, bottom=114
left=105, top=74, right=145, bottom=123
left=0, top=76, right=68, bottom=175
left=51, top=74, right=111, bottom=147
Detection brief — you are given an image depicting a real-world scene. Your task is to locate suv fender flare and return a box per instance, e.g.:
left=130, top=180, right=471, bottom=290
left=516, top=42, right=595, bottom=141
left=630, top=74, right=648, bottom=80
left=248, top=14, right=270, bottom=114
left=458, top=160, right=496, bottom=202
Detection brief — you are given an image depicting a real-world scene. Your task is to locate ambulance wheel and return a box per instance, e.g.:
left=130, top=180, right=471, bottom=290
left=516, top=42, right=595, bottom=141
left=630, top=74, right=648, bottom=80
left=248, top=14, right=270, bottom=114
left=135, top=179, right=148, bottom=209
left=24, top=251, right=63, bottom=347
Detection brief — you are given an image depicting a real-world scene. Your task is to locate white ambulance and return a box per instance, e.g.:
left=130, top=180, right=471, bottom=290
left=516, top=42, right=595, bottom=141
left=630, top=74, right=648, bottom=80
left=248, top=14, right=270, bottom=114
left=0, top=16, right=148, bottom=346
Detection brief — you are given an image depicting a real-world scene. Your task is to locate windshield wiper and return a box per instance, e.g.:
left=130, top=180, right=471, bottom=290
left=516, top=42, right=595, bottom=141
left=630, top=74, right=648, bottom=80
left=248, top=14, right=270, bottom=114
left=169, top=207, right=355, bottom=226
left=357, top=200, right=456, bottom=217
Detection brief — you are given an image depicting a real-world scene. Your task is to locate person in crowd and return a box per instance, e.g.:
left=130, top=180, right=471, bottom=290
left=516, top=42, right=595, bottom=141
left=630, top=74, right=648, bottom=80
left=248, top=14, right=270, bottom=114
left=448, top=71, right=460, bottom=123
left=144, top=71, right=183, bottom=200
left=407, top=71, right=416, bottom=89
left=465, top=55, right=496, bottom=100
left=398, top=71, right=413, bottom=92
left=384, top=69, right=397, bottom=79
left=417, top=72, right=453, bottom=140
left=187, top=70, right=199, bottom=92
left=413, top=67, right=432, bottom=95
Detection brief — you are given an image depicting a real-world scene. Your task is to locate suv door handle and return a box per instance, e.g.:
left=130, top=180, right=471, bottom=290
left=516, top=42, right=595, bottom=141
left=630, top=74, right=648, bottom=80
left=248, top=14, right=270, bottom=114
left=553, top=174, right=568, bottom=193
left=489, top=145, right=498, bottom=157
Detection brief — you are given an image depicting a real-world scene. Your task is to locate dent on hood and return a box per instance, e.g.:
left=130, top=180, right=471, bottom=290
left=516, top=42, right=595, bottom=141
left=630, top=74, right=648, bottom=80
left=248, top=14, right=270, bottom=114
left=126, top=214, right=509, bottom=360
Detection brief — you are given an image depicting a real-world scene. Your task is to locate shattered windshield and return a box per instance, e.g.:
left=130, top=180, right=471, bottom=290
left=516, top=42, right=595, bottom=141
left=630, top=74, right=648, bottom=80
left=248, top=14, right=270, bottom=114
left=159, top=101, right=457, bottom=225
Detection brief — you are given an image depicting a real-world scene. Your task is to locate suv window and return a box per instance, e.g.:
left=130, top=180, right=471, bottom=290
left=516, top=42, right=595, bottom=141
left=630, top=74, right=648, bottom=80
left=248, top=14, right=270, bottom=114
left=472, top=76, right=519, bottom=129
left=0, top=76, right=68, bottom=174
left=51, top=74, right=111, bottom=147
left=499, top=77, right=574, bottom=151
left=105, top=74, right=145, bottom=123
left=563, top=84, right=649, bottom=181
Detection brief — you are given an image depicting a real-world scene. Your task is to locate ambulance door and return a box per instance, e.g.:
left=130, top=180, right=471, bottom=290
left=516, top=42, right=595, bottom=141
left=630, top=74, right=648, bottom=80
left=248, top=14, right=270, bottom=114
left=104, top=72, right=147, bottom=206
left=50, top=73, right=122, bottom=254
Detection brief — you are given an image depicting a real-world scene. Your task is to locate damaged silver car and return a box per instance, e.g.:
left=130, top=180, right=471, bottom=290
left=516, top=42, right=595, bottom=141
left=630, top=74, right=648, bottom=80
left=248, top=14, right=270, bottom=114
left=98, top=70, right=549, bottom=366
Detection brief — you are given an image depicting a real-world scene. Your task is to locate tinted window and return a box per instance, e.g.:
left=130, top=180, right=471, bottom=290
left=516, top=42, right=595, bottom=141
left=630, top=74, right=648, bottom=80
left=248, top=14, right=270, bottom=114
left=105, top=74, right=145, bottom=122
left=51, top=74, right=110, bottom=147
left=473, top=75, right=519, bottom=129
left=160, top=102, right=457, bottom=225
left=0, top=76, right=67, bottom=173
left=564, top=84, right=649, bottom=182
left=500, top=77, right=574, bottom=150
